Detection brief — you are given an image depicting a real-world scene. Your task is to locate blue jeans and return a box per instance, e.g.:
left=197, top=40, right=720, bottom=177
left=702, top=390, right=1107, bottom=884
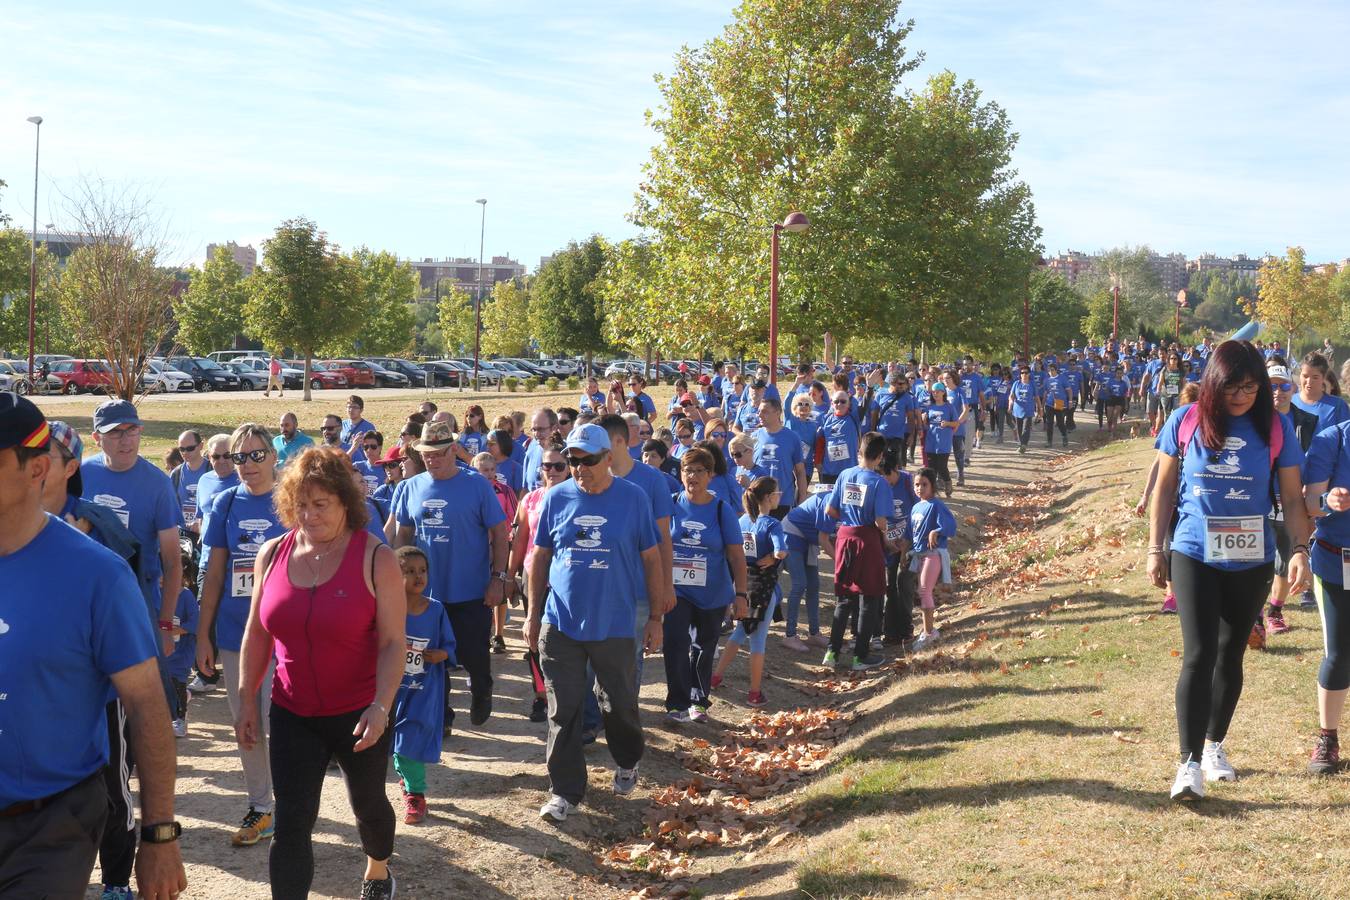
left=784, top=546, right=821, bottom=638
left=728, top=589, right=781, bottom=655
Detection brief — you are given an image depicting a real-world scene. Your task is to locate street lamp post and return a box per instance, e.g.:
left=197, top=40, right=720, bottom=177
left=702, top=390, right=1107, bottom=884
left=26, top=115, right=42, bottom=392
left=1111, top=274, right=1121, bottom=349
left=474, top=198, right=486, bottom=392
left=769, top=211, right=809, bottom=375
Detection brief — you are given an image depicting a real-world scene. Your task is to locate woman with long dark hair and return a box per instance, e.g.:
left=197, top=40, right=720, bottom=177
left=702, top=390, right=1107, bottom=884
left=1148, top=340, right=1311, bottom=801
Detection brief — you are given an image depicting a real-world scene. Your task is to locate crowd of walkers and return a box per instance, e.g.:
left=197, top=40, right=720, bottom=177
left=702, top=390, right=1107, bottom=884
left=7, top=336, right=1350, bottom=897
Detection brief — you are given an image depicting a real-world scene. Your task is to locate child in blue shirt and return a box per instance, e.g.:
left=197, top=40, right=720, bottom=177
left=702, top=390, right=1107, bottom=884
left=393, top=546, right=457, bottom=825
left=909, top=467, right=957, bottom=651
left=166, top=586, right=198, bottom=738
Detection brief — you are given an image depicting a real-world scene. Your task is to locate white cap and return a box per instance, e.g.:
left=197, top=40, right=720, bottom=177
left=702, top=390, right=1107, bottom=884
left=1267, top=364, right=1292, bottom=382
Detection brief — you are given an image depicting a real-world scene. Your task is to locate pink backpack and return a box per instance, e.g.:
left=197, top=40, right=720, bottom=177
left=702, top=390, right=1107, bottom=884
left=1176, top=403, right=1283, bottom=466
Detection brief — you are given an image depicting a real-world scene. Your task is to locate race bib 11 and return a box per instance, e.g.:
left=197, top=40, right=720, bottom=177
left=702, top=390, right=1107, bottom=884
left=231, top=556, right=256, bottom=598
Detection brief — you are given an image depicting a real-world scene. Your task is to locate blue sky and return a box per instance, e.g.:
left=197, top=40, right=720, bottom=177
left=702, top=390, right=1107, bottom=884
left=2, top=1, right=1348, bottom=272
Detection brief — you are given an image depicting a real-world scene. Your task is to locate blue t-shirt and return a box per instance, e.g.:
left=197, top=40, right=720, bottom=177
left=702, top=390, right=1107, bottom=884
left=632, top=392, right=657, bottom=421
left=1158, top=405, right=1302, bottom=571
left=735, top=401, right=764, bottom=433
left=393, top=471, right=507, bottom=604
left=923, top=403, right=958, bottom=454
left=740, top=512, right=787, bottom=563
left=1302, top=421, right=1350, bottom=584
left=988, top=377, right=1011, bottom=409
left=579, top=391, right=605, bottom=414
left=752, top=426, right=804, bottom=504
left=196, top=469, right=239, bottom=533
left=459, top=431, right=488, bottom=458
left=166, top=587, right=199, bottom=681
left=272, top=431, right=314, bottom=467
left=959, top=374, right=984, bottom=409
left=786, top=414, right=821, bottom=477
left=534, top=478, right=659, bottom=640
left=819, top=414, right=861, bottom=478
left=872, top=391, right=916, bottom=438
left=782, top=493, right=837, bottom=553
left=709, top=471, right=743, bottom=510
left=172, top=459, right=210, bottom=527
left=203, top=486, right=287, bottom=652
left=494, top=456, right=523, bottom=495
left=393, top=598, right=456, bottom=762
left=340, top=417, right=376, bottom=459
left=1143, top=359, right=1163, bottom=395
left=670, top=493, right=742, bottom=609
left=885, top=471, right=918, bottom=553
left=522, top=440, right=546, bottom=492
left=365, top=498, right=389, bottom=545
left=910, top=497, right=957, bottom=553
left=81, top=455, right=183, bottom=609
left=354, top=458, right=387, bottom=495
left=1010, top=381, right=1036, bottom=418
left=0, top=517, right=158, bottom=806
left=827, top=466, right=895, bottom=528
left=1293, top=393, right=1350, bottom=434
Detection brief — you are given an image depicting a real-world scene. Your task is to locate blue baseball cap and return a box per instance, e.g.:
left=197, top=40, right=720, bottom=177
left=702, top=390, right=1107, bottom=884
left=92, top=399, right=141, bottom=433
left=564, top=423, right=610, bottom=456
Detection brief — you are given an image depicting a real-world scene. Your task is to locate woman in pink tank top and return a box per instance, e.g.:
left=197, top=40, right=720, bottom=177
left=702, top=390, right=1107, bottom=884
left=235, top=448, right=405, bottom=900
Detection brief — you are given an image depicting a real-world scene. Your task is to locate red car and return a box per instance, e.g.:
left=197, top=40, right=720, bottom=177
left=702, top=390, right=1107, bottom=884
left=292, top=361, right=349, bottom=391
left=49, top=358, right=115, bottom=394
left=321, top=360, right=376, bottom=388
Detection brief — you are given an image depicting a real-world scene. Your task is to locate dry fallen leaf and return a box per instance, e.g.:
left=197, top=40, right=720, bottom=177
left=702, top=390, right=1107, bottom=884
left=1112, top=730, right=1141, bottom=744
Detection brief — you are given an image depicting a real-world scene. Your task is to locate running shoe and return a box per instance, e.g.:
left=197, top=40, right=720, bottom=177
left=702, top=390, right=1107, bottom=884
left=187, top=674, right=216, bottom=694
left=1248, top=619, right=1266, bottom=651
left=1018, top=446, right=1026, bottom=455
left=490, top=635, right=506, bottom=655
left=1170, top=759, right=1205, bottom=801
left=101, top=887, right=132, bottom=900
left=782, top=635, right=809, bottom=652
left=1309, top=732, right=1341, bottom=775
left=540, top=794, right=578, bottom=821
left=469, top=695, right=492, bottom=726
left=851, top=655, right=884, bottom=671
left=666, top=708, right=691, bottom=724
left=807, top=633, right=830, bottom=648
left=1266, top=605, right=1291, bottom=635
left=614, top=765, right=639, bottom=796
left=1201, top=740, right=1237, bottom=782
left=957, top=475, right=965, bottom=487
left=747, top=690, right=768, bottom=707
left=1160, top=594, right=1177, bottom=614
left=403, top=792, right=427, bottom=825
left=709, top=673, right=723, bottom=691
left=172, top=718, right=186, bottom=739
left=688, top=704, right=710, bottom=723
left=530, top=696, right=548, bottom=722
left=231, top=807, right=274, bottom=847
left=360, top=873, right=396, bottom=900
left=821, top=649, right=839, bottom=668
left=910, top=629, right=941, bottom=652
left=1301, top=590, right=1317, bottom=609
left=870, top=636, right=885, bottom=653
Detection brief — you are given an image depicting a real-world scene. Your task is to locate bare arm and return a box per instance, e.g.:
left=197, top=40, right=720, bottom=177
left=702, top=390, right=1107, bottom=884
left=655, top=516, right=675, bottom=614
left=484, top=520, right=509, bottom=606
left=793, top=462, right=807, bottom=506
left=394, top=522, right=415, bottom=549
left=235, top=539, right=281, bottom=751
left=156, top=527, right=182, bottom=655
left=639, top=545, right=666, bottom=652
left=724, top=544, right=749, bottom=619
left=195, top=547, right=227, bottom=677
left=508, top=501, right=531, bottom=576
left=1147, top=451, right=1179, bottom=588
left=354, top=543, right=407, bottom=751
left=526, top=547, right=554, bottom=653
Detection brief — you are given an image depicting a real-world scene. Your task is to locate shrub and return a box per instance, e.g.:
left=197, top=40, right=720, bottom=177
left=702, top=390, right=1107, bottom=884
left=523, top=376, right=539, bottom=392
left=566, top=375, right=579, bottom=391
left=546, top=377, right=560, bottom=391
left=504, top=376, right=519, bottom=392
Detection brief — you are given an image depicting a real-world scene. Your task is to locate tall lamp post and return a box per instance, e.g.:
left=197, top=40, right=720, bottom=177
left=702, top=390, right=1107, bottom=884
left=26, top=115, right=43, bottom=392
left=474, top=198, right=486, bottom=392
left=1111, top=273, right=1121, bottom=349
left=769, top=211, right=809, bottom=374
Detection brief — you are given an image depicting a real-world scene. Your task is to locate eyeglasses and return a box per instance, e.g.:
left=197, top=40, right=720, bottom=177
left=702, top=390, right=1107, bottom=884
left=1223, top=382, right=1260, bottom=397
left=104, top=426, right=142, bottom=440
left=177, top=443, right=200, bottom=453
left=682, top=467, right=709, bottom=476
left=541, top=460, right=568, bottom=472
left=363, top=443, right=380, bottom=451
left=566, top=452, right=605, bottom=469
left=210, top=453, right=231, bottom=462
left=229, top=449, right=271, bottom=465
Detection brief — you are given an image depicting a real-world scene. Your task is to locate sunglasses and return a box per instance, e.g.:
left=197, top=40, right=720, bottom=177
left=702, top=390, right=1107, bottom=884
left=677, top=432, right=693, bottom=439
left=363, top=443, right=380, bottom=450
left=177, top=443, right=200, bottom=453
left=1273, top=382, right=1294, bottom=392
left=566, top=453, right=605, bottom=469
left=832, top=399, right=849, bottom=406
left=541, top=460, right=568, bottom=472
left=709, top=431, right=728, bottom=440
left=210, top=453, right=231, bottom=462
left=638, top=429, right=653, bottom=437
left=731, top=450, right=747, bottom=458
left=321, top=425, right=338, bottom=432
left=229, top=449, right=271, bottom=465
left=382, top=462, right=401, bottom=469
left=558, top=418, right=573, bottom=426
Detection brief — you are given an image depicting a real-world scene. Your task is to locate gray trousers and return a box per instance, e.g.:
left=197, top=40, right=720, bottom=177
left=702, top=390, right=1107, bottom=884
left=539, top=624, right=644, bottom=805
left=222, top=649, right=275, bottom=813
left=0, top=774, right=108, bottom=898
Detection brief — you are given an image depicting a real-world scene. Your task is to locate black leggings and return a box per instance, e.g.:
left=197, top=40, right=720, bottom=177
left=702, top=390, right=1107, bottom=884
left=268, top=703, right=395, bottom=900
left=1314, top=576, right=1350, bottom=690
left=1045, top=409, right=1068, bottom=442
left=1171, top=553, right=1272, bottom=760
left=99, top=700, right=135, bottom=888
left=830, top=591, right=880, bottom=659
left=928, top=452, right=952, bottom=488
left=1013, top=416, right=1033, bottom=448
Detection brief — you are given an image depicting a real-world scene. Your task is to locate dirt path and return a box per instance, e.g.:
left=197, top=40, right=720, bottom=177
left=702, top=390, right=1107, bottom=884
left=99, top=413, right=1137, bottom=899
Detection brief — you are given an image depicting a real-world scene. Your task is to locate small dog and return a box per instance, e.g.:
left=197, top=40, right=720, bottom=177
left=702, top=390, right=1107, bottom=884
left=1129, top=423, right=1139, bottom=439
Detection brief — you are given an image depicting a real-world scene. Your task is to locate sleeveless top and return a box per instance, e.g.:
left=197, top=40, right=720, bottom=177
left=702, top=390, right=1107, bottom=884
left=259, top=529, right=378, bottom=717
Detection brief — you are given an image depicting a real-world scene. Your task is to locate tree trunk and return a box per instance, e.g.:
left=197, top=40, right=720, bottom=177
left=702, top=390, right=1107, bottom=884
left=304, top=353, right=313, bottom=402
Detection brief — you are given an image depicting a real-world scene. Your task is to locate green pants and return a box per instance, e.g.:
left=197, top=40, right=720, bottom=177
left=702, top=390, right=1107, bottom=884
left=393, top=754, right=426, bottom=795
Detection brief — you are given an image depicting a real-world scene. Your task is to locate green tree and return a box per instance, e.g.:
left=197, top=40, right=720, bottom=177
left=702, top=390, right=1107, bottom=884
left=413, top=300, right=446, bottom=357
left=243, top=218, right=364, bottom=401
left=436, top=284, right=476, bottom=357
left=1080, top=289, right=1132, bottom=345
left=480, top=279, right=531, bottom=357
left=1022, top=268, right=1088, bottom=354
left=1185, top=269, right=1254, bottom=334
left=531, top=236, right=608, bottom=364
left=0, top=233, right=64, bottom=358
left=1074, top=246, right=1168, bottom=337
left=1245, top=247, right=1333, bottom=349
left=173, top=245, right=247, bottom=355
left=326, top=248, right=417, bottom=357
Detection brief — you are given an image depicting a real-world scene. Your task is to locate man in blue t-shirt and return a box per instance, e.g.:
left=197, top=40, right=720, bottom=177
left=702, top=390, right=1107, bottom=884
left=0, top=394, right=187, bottom=899
left=394, top=420, right=509, bottom=729
left=526, top=423, right=663, bottom=821
left=340, top=394, right=376, bottom=460
left=272, top=412, right=314, bottom=467
left=522, top=407, right=559, bottom=492
left=752, top=397, right=807, bottom=514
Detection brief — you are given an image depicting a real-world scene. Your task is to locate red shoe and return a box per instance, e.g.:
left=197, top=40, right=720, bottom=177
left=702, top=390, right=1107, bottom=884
left=1266, top=605, right=1291, bottom=635
left=709, top=673, right=723, bottom=691
left=403, top=792, right=427, bottom=825
left=1160, top=594, right=1177, bottom=614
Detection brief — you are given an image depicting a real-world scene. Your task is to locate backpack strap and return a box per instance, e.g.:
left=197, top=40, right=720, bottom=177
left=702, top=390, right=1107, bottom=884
left=1178, top=402, right=1283, bottom=468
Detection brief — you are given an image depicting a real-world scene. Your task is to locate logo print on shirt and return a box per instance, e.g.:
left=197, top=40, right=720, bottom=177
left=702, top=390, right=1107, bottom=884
left=1205, top=452, right=1243, bottom=476
left=421, top=499, right=447, bottom=526
left=0, top=617, right=9, bottom=634
left=574, top=514, right=607, bottom=548
left=679, top=520, right=707, bottom=547
left=1224, top=487, right=1251, bottom=501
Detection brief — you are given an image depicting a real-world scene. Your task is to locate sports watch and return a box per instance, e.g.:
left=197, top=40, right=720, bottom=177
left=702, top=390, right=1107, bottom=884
left=140, top=821, right=182, bottom=843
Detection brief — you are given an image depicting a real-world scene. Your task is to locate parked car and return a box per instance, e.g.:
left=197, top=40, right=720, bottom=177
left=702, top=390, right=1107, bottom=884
left=321, top=359, right=378, bottom=388
left=496, top=357, right=550, bottom=378
left=49, top=358, right=116, bottom=394
left=481, top=359, right=535, bottom=381
left=165, top=356, right=242, bottom=392
left=448, top=358, right=502, bottom=386
left=364, top=358, right=422, bottom=387
left=530, top=358, right=576, bottom=378
left=140, top=360, right=195, bottom=393
left=222, top=362, right=268, bottom=390
left=603, top=359, right=647, bottom=380
left=419, top=360, right=463, bottom=387
left=293, top=361, right=347, bottom=392
left=208, top=350, right=262, bottom=364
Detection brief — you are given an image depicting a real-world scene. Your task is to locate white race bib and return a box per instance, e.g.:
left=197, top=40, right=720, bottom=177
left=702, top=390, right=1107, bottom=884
left=231, top=556, right=256, bottom=598
left=827, top=442, right=848, bottom=462
left=1203, top=516, right=1264, bottom=563
left=405, top=637, right=429, bottom=676
left=672, top=556, right=708, bottom=587
left=182, top=501, right=197, bottom=525
left=886, top=522, right=903, bottom=543
left=742, top=532, right=755, bottom=555
left=842, top=482, right=866, bottom=507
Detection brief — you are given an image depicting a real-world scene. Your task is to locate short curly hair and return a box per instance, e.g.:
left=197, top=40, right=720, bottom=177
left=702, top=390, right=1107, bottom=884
left=274, top=447, right=369, bottom=533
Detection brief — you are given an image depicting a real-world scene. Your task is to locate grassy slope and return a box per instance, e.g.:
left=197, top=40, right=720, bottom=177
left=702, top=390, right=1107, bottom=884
left=695, top=437, right=1349, bottom=900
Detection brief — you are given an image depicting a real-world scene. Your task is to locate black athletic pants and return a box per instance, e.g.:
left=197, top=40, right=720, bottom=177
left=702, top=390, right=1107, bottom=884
left=268, top=703, right=395, bottom=900
left=1045, top=409, right=1068, bottom=443
left=1171, top=552, right=1272, bottom=761
left=830, top=591, right=880, bottom=660
left=883, top=556, right=917, bottom=642
left=99, top=699, right=136, bottom=889
left=444, top=600, right=493, bottom=727
left=928, top=452, right=952, bottom=489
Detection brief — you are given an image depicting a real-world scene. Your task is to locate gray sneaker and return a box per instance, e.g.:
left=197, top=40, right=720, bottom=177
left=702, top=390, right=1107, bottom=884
left=614, top=765, right=638, bottom=796
left=539, top=794, right=578, bottom=822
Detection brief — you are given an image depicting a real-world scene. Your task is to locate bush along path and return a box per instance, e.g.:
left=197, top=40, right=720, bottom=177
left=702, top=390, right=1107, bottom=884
left=592, top=422, right=1142, bottom=899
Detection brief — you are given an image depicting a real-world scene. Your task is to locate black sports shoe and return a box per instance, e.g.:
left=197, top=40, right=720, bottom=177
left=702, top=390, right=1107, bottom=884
left=360, top=872, right=395, bottom=899
left=490, top=635, right=506, bottom=655
left=530, top=697, right=548, bottom=722
left=1309, top=732, right=1341, bottom=776
left=470, top=695, right=492, bottom=726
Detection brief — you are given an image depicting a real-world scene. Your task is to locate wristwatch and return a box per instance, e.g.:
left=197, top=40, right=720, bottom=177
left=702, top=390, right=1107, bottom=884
left=140, top=821, right=182, bottom=844
left=1321, top=491, right=1332, bottom=515
left=493, top=570, right=510, bottom=582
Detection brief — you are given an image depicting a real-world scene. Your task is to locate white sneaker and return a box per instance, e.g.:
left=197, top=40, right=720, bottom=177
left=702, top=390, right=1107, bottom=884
left=666, top=709, right=691, bottom=724
left=186, top=674, right=215, bottom=694
left=1170, top=759, right=1205, bottom=801
left=613, top=765, right=638, bottom=796
left=911, top=629, right=941, bottom=652
left=539, top=794, right=578, bottom=822
left=781, top=636, right=809, bottom=652
left=172, top=719, right=187, bottom=739
left=1200, top=740, right=1236, bottom=782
